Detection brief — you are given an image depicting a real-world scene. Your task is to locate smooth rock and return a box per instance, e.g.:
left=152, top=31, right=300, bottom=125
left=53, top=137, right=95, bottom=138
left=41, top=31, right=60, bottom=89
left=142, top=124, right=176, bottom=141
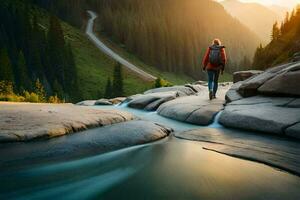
left=175, top=127, right=300, bottom=175
left=95, top=99, right=113, bottom=105
left=219, top=103, right=300, bottom=135
left=0, top=102, right=134, bottom=142
left=158, top=95, right=225, bottom=126
left=233, top=70, right=263, bottom=83
left=285, top=123, right=300, bottom=139
left=76, top=100, right=96, bottom=106
left=144, top=95, right=177, bottom=111
left=225, top=87, right=243, bottom=103
left=238, top=62, right=300, bottom=97
left=287, top=99, right=300, bottom=108
left=109, top=97, right=126, bottom=105
left=0, top=120, right=172, bottom=167
left=184, top=84, right=205, bottom=93
left=128, top=91, right=181, bottom=110
left=144, top=86, right=196, bottom=96
left=258, top=70, right=300, bottom=96
left=228, top=96, right=294, bottom=106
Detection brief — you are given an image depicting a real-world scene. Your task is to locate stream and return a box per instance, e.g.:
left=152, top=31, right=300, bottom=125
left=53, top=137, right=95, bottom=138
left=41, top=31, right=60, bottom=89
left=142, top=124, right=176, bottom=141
left=1, top=104, right=300, bottom=199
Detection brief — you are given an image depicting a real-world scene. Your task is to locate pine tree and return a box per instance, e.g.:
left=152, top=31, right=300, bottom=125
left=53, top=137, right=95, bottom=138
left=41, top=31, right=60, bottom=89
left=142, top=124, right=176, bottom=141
left=47, top=15, right=66, bottom=89
left=0, top=49, right=14, bottom=82
left=271, top=22, right=280, bottom=41
left=112, top=62, right=124, bottom=97
left=16, top=51, right=31, bottom=91
left=105, top=78, right=113, bottom=98
left=64, top=43, right=79, bottom=100
left=52, top=79, right=64, bottom=99
left=35, top=78, right=46, bottom=102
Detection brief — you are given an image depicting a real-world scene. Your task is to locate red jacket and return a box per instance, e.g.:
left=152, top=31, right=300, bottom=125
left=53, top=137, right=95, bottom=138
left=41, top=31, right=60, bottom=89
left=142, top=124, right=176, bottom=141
left=202, top=46, right=227, bottom=71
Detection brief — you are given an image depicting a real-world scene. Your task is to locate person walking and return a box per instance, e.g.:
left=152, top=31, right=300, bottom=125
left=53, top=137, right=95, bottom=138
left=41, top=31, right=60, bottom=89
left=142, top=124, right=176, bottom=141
left=202, top=39, right=227, bottom=100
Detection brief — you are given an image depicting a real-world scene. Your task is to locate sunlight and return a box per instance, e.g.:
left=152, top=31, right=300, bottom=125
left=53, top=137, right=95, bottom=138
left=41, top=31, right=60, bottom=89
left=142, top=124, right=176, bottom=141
left=218, top=0, right=300, bottom=8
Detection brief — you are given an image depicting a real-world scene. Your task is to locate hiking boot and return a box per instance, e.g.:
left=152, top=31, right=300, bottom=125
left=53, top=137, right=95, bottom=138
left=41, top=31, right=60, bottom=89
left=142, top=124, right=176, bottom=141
left=209, top=91, right=213, bottom=100
left=213, top=93, right=217, bottom=99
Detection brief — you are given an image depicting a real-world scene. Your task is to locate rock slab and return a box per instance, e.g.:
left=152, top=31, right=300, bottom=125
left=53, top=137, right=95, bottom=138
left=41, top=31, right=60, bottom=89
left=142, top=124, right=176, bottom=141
left=0, top=120, right=172, bottom=168
left=175, top=128, right=300, bottom=176
left=0, top=102, right=134, bottom=142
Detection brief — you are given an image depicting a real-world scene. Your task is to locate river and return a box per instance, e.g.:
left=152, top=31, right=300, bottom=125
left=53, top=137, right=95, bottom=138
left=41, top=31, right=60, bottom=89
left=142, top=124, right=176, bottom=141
left=0, top=104, right=300, bottom=199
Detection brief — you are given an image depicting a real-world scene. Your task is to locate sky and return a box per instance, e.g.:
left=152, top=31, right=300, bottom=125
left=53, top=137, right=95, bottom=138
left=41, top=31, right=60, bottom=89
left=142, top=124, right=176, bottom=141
left=219, top=0, right=300, bottom=8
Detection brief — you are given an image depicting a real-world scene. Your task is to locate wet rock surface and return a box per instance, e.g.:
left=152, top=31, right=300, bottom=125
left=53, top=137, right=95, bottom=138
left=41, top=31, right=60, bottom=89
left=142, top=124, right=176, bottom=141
left=0, top=102, right=134, bottom=142
left=157, top=85, right=230, bottom=125
left=175, top=128, right=300, bottom=176
left=0, top=120, right=172, bottom=168
left=157, top=96, right=225, bottom=125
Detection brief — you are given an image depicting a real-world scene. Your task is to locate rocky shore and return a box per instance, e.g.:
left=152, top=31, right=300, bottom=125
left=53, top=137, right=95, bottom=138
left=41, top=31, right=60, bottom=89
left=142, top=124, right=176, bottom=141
left=220, top=61, right=300, bottom=139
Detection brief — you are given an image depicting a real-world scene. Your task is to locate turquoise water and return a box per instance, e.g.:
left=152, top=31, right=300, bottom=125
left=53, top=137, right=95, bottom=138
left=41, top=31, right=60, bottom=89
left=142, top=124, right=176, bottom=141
left=1, top=104, right=300, bottom=199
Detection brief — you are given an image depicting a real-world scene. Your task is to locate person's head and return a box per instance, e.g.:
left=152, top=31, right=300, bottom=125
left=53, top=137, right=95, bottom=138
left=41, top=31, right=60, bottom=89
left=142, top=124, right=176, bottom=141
left=212, top=38, right=221, bottom=45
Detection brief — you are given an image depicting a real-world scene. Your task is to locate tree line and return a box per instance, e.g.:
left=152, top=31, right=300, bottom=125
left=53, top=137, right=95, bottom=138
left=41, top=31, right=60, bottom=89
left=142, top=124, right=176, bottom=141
left=253, top=6, right=300, bottom=69
left=0, top=0, right=79, bottom=102
left=87, top=0, right=260, bottom=79
left=28, top=0, right=86, bottom=28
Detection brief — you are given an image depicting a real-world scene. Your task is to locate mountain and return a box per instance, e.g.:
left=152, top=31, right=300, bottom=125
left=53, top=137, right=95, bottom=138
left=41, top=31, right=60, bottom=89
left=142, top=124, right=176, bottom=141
left=253, top=6, right=300, bottom=69
left=220, top=0, right=283, bottom=43
left=269, top=5, right=289, bottom=19
left=88, top=0, right=260, bottom=78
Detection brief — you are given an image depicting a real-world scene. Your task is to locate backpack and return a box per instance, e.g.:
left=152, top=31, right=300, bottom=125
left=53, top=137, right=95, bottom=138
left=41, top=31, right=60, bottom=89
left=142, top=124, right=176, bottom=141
left=209, top=45, right=225, bottom=66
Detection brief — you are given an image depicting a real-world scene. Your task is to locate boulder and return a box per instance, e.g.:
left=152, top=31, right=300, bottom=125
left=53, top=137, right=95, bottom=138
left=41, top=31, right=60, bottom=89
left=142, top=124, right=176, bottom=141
left=225, top=82, right=244, bottom=103
left=175, top=127, right=300, bottom=175
left=233, top=70, right=263, bottom=83
left=0, top=120, right=173, bottom=167
left=258, top=70, right=300, bottom=96
left=144, top=95, right=176, bottom=111
left=285, top=123, right=300, bottom=139
left=237, top=62, right=300, bottom=97
left=128, top=91, right=180, bottom=110
left=0, top=102, right=134, bottom=142
left=225, top=89, right=243, bottom=103
left=157, top=95, right=225, bottom=126
left=287, top=99, right=300, bottom=108
left=219, top=97, right=300, bottom=136
left=95, top=99, right=113, bottom=105
left=184, top=84, right=206, bottom=93
left=144, top=85, right=196, bottom=96
left=76, top=100, right=96, bottom=106
left=109, top=97, right=126, bottom=105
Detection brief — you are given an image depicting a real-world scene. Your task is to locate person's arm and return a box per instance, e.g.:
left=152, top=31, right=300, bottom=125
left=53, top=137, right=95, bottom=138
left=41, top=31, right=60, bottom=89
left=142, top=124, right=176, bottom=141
left=221, top=48, right=227, bottom=73
left=202, top=48, right=210, bottom=71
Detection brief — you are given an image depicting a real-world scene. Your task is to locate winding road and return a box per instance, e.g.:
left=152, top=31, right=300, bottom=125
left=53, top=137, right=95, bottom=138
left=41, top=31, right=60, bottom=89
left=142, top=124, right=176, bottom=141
left=86, top=11, right=156, bottom=81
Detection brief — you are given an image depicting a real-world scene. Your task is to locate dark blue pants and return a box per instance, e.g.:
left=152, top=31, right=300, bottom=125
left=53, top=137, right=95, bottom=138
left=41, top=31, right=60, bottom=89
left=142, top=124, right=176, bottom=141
left=207, top=70, right=220, bottom=95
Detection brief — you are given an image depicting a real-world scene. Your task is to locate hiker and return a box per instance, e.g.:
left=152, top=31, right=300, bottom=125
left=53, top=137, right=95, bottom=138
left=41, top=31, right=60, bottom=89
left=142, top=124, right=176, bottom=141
left=202, top=39, right=227, bottom=100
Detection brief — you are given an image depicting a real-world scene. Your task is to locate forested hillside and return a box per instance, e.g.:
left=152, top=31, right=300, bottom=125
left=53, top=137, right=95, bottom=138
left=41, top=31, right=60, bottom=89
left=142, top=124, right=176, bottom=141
left=221, top=0, right=283, bottom=42
left=0, top=0, right=155, bottom=103
left=0, top=0, right=79, bottom=101
left=29, top=0, right=85, bottom=28
left=253, top=7, right=300, bottom=69
left=88, top=0, right=261, bottom=79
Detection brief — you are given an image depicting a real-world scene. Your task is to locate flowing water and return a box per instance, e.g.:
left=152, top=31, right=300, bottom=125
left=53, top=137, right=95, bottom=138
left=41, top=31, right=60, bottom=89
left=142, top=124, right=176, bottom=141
left=1, top=104, right=300, bottom=199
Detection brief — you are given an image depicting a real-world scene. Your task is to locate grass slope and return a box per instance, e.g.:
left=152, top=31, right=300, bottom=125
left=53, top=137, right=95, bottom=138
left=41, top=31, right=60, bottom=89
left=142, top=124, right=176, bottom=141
left=30, top=6, right=154, bottom=100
